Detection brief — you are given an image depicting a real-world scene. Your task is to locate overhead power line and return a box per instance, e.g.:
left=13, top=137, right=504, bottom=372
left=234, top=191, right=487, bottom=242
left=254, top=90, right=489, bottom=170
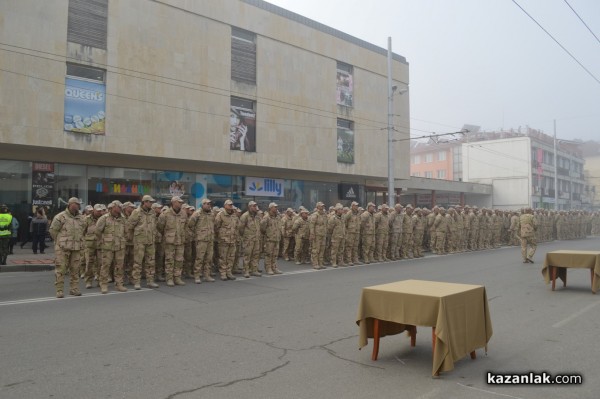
left=563, top=0, right=600, bottom=46
left=511, top=0, right=600, bottom=86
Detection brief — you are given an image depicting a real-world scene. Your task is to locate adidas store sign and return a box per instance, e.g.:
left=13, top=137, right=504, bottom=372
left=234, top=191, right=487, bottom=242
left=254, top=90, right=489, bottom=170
left=339, top=183, right=359, bottom=200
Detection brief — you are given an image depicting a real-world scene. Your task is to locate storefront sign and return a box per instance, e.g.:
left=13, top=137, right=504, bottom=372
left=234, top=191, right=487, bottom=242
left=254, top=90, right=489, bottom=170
left=245, top=177, right=284, bottom=197
left=32, top=162, right=55, bottom=206
left=64, top=77, right=106, bottom=134
left=339, top=183, right=359, bottom=200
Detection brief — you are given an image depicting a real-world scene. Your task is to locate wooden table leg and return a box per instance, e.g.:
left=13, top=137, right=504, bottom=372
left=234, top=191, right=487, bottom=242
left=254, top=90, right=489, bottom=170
left=371, top=318, right=380, bottom=361
left=432, top=327, right=439, bottom=376
left=551, top=266, right=556, bottom=291
left=592, top=269, right=595, bottom=294
left=470, top=351, right=476, bottom=359
left=408, top=325, right=417, bottom=347
left=563, top=267, right=567, bottom=287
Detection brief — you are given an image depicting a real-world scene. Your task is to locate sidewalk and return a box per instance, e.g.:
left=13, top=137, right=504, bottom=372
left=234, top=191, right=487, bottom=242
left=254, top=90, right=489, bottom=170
left=1, top=243, right=56, bottom=272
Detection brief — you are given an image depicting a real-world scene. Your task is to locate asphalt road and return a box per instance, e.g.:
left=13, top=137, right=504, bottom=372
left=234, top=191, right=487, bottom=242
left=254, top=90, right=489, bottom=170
left=1, top=238, right=599, bottom=399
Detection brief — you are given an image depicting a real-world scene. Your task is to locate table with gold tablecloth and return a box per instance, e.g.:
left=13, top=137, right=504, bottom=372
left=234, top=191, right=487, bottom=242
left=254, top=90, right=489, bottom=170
left=542, top=250, right=600, bottom=293
left=356, top=280, right=493, bottom=376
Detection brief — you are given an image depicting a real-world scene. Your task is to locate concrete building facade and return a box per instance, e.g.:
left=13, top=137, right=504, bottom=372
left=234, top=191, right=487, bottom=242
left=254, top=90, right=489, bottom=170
left=0, top=0, right=410, bottom=221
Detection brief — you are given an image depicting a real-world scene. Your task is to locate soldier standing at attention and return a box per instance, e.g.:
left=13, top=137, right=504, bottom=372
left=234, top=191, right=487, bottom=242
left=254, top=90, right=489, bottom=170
left=280, top=208, right=295, bottom=261
left=261, top=202, right=283, bottom=275
left=519, top=208, right=538, bottom=263
left=293, top=208, right=310, bottom=265
left=82, top=204, right=104, bottom=289
left=188, top=198, right=216, bottom=283
left=400, top=205, right=414, bottom=259
left=152, top=203, right=165, bottom=281
left=343, top=201, right=361, bottom=265
left=327, top=203, right=346, bottom=267
left=388, top=204, right=403, bottom=260
left=360, top=202, right=376, bottom=264
left=309, top=201, right=328, bottom=269
left=156, top=196, right=187, bottom=286
left=374, top=204, right=390, bottom=262
left=213, top=199, right=238, bottom=280
left=95, top=201, right=128, bottom=294
left=412, top=208, right=425, bottom=257
left=127, top=195, right=159, bottom=289
left=48, top=198, right=85, bottom=298
left=238, top=201, right=262, bottom=278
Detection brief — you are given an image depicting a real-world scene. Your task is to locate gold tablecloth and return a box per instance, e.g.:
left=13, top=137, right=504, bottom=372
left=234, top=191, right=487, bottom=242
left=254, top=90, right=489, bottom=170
left=356, top=280, right=493, bottom=376
left=542, top=250, right=600, bottom=293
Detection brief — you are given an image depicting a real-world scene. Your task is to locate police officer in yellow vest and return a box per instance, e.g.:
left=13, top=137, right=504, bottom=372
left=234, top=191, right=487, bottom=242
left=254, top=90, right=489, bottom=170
left=0, top=204, right=13, bottom=266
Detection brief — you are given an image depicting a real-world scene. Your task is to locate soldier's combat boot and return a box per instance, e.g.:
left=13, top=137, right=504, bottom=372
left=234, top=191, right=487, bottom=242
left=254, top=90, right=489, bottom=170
left=85, top=282, right=93, bottom=289
left=174, top=276, right=186, bottom=286
left=203, top=272, right=215, bottom=282
left=194, top=275, right=202, bottom=284
left=69, top=289, right=82, bottom=296
left=100, top=284, right=108, bottom=294
left=134, top=282, right=141, bottom=290
left=273, top=268, right=283, bottom=274
left=116, top=285, right=128, bottom=292
left=56, top=290, right=64, bottom=299
left=251, top=271, right=262, bottom=277
left=147, top=279, right=159, bottom=288
left=166, top=279, right=175, bottom=287
left=226, top=273, right=236, bottom=280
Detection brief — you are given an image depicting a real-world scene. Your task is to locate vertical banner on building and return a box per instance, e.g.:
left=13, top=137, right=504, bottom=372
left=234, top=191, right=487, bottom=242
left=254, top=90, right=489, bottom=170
left=64, top=77, right=106, bottom=134
left=336, top=68, right=353, bottom=107
left=337, top=123, right=354, bottom=164
left=230, top=105, right=256, bottom=152
left=32, top=162, right=55, bottom=207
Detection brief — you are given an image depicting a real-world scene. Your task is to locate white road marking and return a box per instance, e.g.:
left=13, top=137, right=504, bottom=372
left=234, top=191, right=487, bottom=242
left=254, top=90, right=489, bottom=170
left=552, top=300, right=600, bottom=328
left=0, top=288, right=152, bottom=307
left=456, top=382, right=525, bottom=399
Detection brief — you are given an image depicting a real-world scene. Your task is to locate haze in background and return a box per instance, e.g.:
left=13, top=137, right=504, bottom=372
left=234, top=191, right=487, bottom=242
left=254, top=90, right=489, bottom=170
left=266, top=0, right=600, bottom=141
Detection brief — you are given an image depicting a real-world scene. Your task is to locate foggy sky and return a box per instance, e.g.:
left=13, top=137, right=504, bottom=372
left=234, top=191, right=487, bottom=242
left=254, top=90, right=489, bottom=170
left=266, top=0, right=600, bottom=142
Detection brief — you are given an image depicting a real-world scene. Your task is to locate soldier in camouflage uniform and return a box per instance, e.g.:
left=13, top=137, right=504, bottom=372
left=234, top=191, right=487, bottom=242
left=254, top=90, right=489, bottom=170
left=309, top=201, right=328, bottom=269
left=49, top=197, right=85, bottom=298
left=400, top=205, right=414, bottom=259
left=121, top=202, right=136, bottom=285
left=261, top=202, right=283, bottom=275
left=156, top=196, right=187, bottom=286
left=214, top=199, right=239, bottom=280
left=95, top=201, right=128, bottom=294
left=360, top=202, right=376, bottom=264
left=428, top=206, right=438, bottom=253
left=388, top=204, right=403, bottom=260
left=374, top=204, right=390, bottom=262
left=327, top=203, right=346, bottom=267
left=182, top=204, right=195, bottom=278
left=519, top=208, right=537, bottom=263
left=82, top=204, right=104, bottom=289
left=238, top=200, right=262, bottom=278
left=412, top=208, right=425, bottom=257
left=433, top=207, right=447, bottom=255
left=293, top=208, right=310, bottom=265
left=127, top=195, right=159, bottom=289
left=343, top=201, right=361, bottom=265
left=152, top=203, right=166, bottom=281
left=188, top=198, right=216, bottom=283
left=509, top=211, right=520, bottom=246
left=280, top=208, right=295, bottom=261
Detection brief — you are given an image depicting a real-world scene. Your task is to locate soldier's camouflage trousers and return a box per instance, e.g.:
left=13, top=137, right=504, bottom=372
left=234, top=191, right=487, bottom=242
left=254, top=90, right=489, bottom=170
left=100, top=248, right=125, bottom=286
left=163, top=243, right=184, bottom=280
left=54, top=247, right=82, bottom=293
left=388, top=232, right=401, bottom=259
left=413, top=231, right=424, bottom=257
left=520, top=236, right=537, bottom=261
left=294, top=235, right=310, bottom=264
left=311, top=235, right=326, bottom=267
left=133, top=242, right=155, bottom=284
left=330, top=238, right=344, bottom=266
left=374, top=233, right=388, bottom=261
left=243, top=238, right=261, bottom=274
left=344, top=233, right=359, bottom=264
left=361, top=235, right=374, bottom=263
left=155, top=241, right=165, bottom=278
left=435, top=232, right=446, bottom=255
left=194, top=240, right=214, bottom=278
left=84, top=244, right=99, bottom=285
left=281, top=236, right=294, bottom=260
left=263, top=241, right=280, bottom=273
left=124, top=245, right=134, bottom=282
left=218, top=241, right=236, bottom=278
left=401, top=232, right=413, bottom=258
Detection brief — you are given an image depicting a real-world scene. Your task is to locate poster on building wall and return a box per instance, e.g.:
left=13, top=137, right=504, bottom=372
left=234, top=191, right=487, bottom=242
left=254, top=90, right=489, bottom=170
left=229, top=105, right=256, bottom=152
left=336, top=69, right=353, bottom=107
left=64, top=77, right=106, bottom=134
left=32, top=162, right=55, bottom=207
left=337, top=126, right=355, bottom=163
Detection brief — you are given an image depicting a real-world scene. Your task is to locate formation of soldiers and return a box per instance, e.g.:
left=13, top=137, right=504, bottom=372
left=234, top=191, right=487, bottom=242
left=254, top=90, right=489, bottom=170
left=48, top=195, right=600, bottom=298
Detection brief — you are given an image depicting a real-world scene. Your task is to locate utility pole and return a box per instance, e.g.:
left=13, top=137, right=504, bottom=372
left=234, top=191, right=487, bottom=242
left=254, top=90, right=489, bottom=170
left=554, top=119, right=558, bottom=210
left=387, top=37, right=394, bottom=208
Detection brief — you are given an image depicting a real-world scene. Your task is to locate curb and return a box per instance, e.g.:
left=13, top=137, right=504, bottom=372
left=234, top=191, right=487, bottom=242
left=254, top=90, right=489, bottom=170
left=1, top=264, right=55, bottom=272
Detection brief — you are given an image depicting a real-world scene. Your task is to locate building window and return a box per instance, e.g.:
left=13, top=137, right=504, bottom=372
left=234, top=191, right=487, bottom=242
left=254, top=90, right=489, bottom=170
left=424, top=171, right=433, bottom=178
left=337, top=118, right=354, bottom=164
left=437, top=151, right=446, bottom=161
left=230, top=97, right=256, bottom=152
left=231, top=27, right=256, bottom=84
left=336, top=62, right=353, bottom=107
left=66, top=63, right=105, bottom=82
left=437, top=169, right=446, bottom=179
left=412, top=172, right=420, bottom=177
left=425, top=153, right=433, bottom=163
left=67, top=0, right=108, bottom=49
left=413, top=154, right=421, bottom=164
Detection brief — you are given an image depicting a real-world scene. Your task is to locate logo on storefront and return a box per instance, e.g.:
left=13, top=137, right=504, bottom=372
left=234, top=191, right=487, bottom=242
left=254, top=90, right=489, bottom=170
left=246, top=177, right=283, bottom=197
left=339, top=183, right=359, bottom=200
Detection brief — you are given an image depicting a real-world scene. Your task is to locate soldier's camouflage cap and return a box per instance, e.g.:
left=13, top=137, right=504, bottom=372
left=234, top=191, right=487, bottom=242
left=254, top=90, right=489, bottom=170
left=351, top=201, right=359, bottom=206
left=93, top=204, right=104, bottom=211
left=84, top=205, right=93, bottom=211
left=334, top=203, right=343, bottom=210
left=248, top=200, right=257, bottom=206
left=171, top=196, right=184, bottom=203
left=151, top=203, right=162, bottom=209
left=142, top=195, right=156, bottom=202
left=269, top=202, right=278, bottom=208
left=68, top=197, right=82, bottom=205
left=122, top=202, right=135, bottom=208
left=316, top=201, right=325, bottom=207
left=300, top=208, right=309, bottom=214
left=224, top=199, right=233, bottom=206
left=381, top=204, right=389, bottom=209
left=367, top=202, right=376, bottom=208
left=201, top=198, right=212, bottom=205
left=286, top=207, right=294, bottom=213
